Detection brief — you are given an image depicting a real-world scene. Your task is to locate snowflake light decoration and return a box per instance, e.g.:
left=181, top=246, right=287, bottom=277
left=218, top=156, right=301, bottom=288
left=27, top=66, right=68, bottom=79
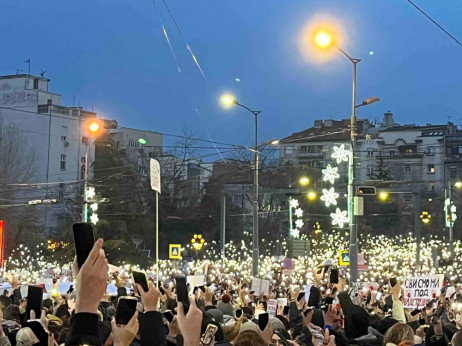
left=331, top=144, right=350, bottom=164
left=86, top=187, right=96, bottom=199
left=289, top=199, right=299, bottom=209
left=292, top=229, right=300, bottom=238
left=322, top=164, right=340, bottom=184
left=90, top=213, right=99, bottom=225
left=320, top=187, right=339, bottom=207
left=330, top=208, right=348, bottom=228
left=90, top=203, right=98, bottom=212
left=295, top=219, right=304, bottom=229
left=294, top=208, right=304, bottom=218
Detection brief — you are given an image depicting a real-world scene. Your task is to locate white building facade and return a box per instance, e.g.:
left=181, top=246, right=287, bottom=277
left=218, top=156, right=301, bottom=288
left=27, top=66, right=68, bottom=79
left=0, top=74, right=99, bottom=235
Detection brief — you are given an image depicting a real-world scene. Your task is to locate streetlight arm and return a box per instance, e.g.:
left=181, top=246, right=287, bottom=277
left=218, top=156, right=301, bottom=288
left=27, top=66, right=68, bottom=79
left=236, top=103, right=261, bottom=116
left=335, top=46, right=361, bottom=64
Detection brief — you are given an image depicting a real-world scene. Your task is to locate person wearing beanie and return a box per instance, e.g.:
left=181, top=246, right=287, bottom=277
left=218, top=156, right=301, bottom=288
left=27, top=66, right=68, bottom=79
left=217, top=295, right=234, bottom=317
left=16, top=327, right=39, bottom=346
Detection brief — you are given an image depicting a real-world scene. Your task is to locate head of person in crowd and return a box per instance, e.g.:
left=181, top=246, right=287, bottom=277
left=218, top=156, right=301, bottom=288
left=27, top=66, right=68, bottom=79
left=383, top=322, right=415, bottom=346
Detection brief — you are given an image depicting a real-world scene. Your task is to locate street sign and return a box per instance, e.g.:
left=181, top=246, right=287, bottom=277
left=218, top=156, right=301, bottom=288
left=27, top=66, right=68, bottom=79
left=282, top=258, right=295, bottom=270
left=357, top=186, right=376, bottom=195
left=169, top=244, right=181, bottom=259
left=339, top=250, right=350, bottom=266
left=150, top=159, right=161, bottom=194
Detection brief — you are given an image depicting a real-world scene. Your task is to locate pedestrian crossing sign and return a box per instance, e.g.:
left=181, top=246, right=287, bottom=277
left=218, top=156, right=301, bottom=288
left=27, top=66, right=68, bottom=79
left=339, top=250, right=350, bottom=266
left=169, top=244, right=182, bottom=259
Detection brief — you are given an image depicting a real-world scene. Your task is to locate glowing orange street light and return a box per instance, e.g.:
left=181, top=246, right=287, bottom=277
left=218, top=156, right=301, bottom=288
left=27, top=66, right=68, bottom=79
left=88, top=120, right=101, bottom=134
left=315, top=31, right=333, bottom=48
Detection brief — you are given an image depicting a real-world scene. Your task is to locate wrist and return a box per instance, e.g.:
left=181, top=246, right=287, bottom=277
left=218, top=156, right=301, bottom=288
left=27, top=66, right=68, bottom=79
left=144, top=305, right=157, bottom=312
left=75, top=301, right=98, bottom=314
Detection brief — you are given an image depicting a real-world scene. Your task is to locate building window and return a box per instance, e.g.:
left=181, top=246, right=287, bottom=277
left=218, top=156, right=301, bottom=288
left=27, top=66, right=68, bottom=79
left=389, top=150, right=396, bottom=156
left=451, top=167, right=457, bottom=179
left=33, top=79, right=39, bottom=89
left=82, top=136, right=88, bottom=144
left=428, top=182, right=435, bottom=191
left=285, top=146, right=294, bottom=155
left=367, top=166, right=374, bottom=174
left=61, top=126, right=68, bottom=141
left=427, top=164, right=435, bottom=174
left=427, top=146, right=435, bottom=155
left=299, top=146, right=307, bottom=153
left=367, top=149, right=374, bottom=156
left=60, top=154, right=66, bottom=171
left=458, top=146, right=462, bottom=154
left=404, top=165, right=411, bottom=173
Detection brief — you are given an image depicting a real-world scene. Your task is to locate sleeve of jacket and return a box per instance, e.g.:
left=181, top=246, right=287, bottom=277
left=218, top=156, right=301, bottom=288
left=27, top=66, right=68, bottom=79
left=391, top=299, right=406, bottom=323
left=338, top=292, right=354, bottom=315
left=11, top=288, right=22, bottom=305
left=140, top=311, right=167, bottom=346
left=67, top=313, right=102, bottom=345
left=289, top=301, right=302, bottom=328
left=0, top=335, right=11, bottom=346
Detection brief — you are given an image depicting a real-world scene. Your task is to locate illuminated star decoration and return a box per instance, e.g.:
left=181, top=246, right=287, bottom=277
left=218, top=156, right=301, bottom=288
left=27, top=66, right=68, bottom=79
left=294, top=208, right=304, bottom=218
left=90, top=203, right=98, bottom=212
left=90, top=213, right=99, bottom=225
left=320, top=187, right=339, bottom=207
left=322, top=164, right=340, bottom=184
left=292, top=229, right=300, bottom=238
left=330, top=208, right=349, bottom=228
left=331, top=144, right=350, bottom=164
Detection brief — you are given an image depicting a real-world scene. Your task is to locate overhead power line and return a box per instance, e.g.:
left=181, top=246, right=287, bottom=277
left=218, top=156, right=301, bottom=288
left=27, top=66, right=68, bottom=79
left=406, top=0, right=462, bottom=48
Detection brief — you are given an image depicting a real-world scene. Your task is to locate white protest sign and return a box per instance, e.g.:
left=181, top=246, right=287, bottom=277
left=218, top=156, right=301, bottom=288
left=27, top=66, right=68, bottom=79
left=277, top=298, right=287, bottom=308
left=267, top=299, right=278, bottom=317
left=251, top=277, right=270, bottom=296
left=304, top=284, right=312, bottom=305
left=187, top=275, right=205, bottom=292
left=150, top=159, right=161, bottom=194
left=403, top=274, right=444, bottom=308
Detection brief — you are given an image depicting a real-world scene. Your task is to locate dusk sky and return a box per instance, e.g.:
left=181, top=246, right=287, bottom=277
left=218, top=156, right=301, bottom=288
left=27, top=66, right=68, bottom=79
left=2, top=0, right=461, bottom=159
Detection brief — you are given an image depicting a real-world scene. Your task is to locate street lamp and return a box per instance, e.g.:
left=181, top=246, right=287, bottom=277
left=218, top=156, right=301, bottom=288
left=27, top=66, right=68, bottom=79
left=220, top=93, right=261, bottom=276
left=314, top=29, right=380, bottom=284
left=83, top=119, right=102, bottom=222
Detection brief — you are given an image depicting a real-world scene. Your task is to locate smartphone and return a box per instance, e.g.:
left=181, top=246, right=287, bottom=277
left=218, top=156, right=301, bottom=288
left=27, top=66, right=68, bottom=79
left=163, top=311, right=175, bottom=323
left=376, top=292, right=383, bottom=301
left=235, top=309, right=242, bottom=318
left=73, top=222, right=96, bottom=269
left=202, top=323, right=218, bottom=345
left=330, top=269, right=339, bottom=284
left=297, top=292, right=305, bottom=302
left=175, top=276, right=190, bottom=315
left=115, top=296, right=137, bottom=325
left=389, top=278, right=397, bottom=287
left=27, top=319, right=49, bottom=344
left=283, top=306, right=290, bottom=315
left=258, top=312, right=269, bottom=331
left=26, top=285, right=43, bottom=320
left=132, top=271, right=149, bottom=293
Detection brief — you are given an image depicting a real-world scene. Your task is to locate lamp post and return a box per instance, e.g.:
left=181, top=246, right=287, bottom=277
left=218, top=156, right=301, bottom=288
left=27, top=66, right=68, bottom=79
left=220, top=94, right=261, bottom=276
left=315, top=31, right=380, bottom=284
left=446, top=179, right=462, bottom=254
left=82, top=119, right=101, bottom=222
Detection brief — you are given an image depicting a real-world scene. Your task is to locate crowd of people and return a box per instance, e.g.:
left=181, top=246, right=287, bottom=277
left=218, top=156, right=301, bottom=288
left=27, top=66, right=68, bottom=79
left=0, top=238, right=460, bottom=345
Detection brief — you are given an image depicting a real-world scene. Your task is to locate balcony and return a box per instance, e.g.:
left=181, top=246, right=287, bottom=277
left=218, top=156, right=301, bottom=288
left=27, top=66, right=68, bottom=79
left=295, top=149, right=324, bottom=158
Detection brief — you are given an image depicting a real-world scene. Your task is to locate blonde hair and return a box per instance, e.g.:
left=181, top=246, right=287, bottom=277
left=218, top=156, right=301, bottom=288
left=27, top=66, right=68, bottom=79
left=383, top=323, right=414, bottom=346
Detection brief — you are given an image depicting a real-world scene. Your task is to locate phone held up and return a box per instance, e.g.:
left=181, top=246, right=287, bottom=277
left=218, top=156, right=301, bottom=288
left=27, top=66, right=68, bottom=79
left=258, top=312, right=269, bottom=331
left=175, top=276, right=190, bottom=315
left=116, top=296, right=137, bottom=325
left=72, top=222, right=96, bottom=269
left=202, top=323, right=218, bottom=345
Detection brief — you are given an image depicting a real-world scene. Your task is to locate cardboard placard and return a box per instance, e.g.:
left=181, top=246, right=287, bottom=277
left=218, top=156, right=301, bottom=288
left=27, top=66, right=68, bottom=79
left=186, top=275, right=205, bottom=292
left=267, top=299, right=278, bottom=317
left=402, top=274, right=444, bottom=308
left=251, top=277, right=270, bottom=296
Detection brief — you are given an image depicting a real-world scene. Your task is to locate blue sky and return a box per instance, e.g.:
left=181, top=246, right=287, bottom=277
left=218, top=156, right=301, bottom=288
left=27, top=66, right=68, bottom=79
left=2, top=0, right=461, bottom=158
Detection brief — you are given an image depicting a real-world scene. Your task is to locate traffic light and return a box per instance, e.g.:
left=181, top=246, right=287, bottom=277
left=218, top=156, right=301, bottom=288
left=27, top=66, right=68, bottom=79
left=420, top=211, right=431, bottom=224
left=444, top=199, right=458, bottom=227
left=357, top=186, right=376, bottom=195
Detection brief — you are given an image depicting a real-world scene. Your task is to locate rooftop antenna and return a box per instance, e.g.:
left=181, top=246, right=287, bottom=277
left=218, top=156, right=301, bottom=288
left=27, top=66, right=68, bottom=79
left=25, top=59, right=31, bottom=75
left=448, top=115, right=452, bottom=123
left=73, top=94, right=75, bottom=107
left=16, top=68, right=24, bottom=75
left=40, top=69, right=46, bottom=77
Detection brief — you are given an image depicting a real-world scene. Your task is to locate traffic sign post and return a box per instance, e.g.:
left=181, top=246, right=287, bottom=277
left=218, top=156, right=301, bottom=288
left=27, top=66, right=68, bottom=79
left=169, top=244, right=182, bottom=259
